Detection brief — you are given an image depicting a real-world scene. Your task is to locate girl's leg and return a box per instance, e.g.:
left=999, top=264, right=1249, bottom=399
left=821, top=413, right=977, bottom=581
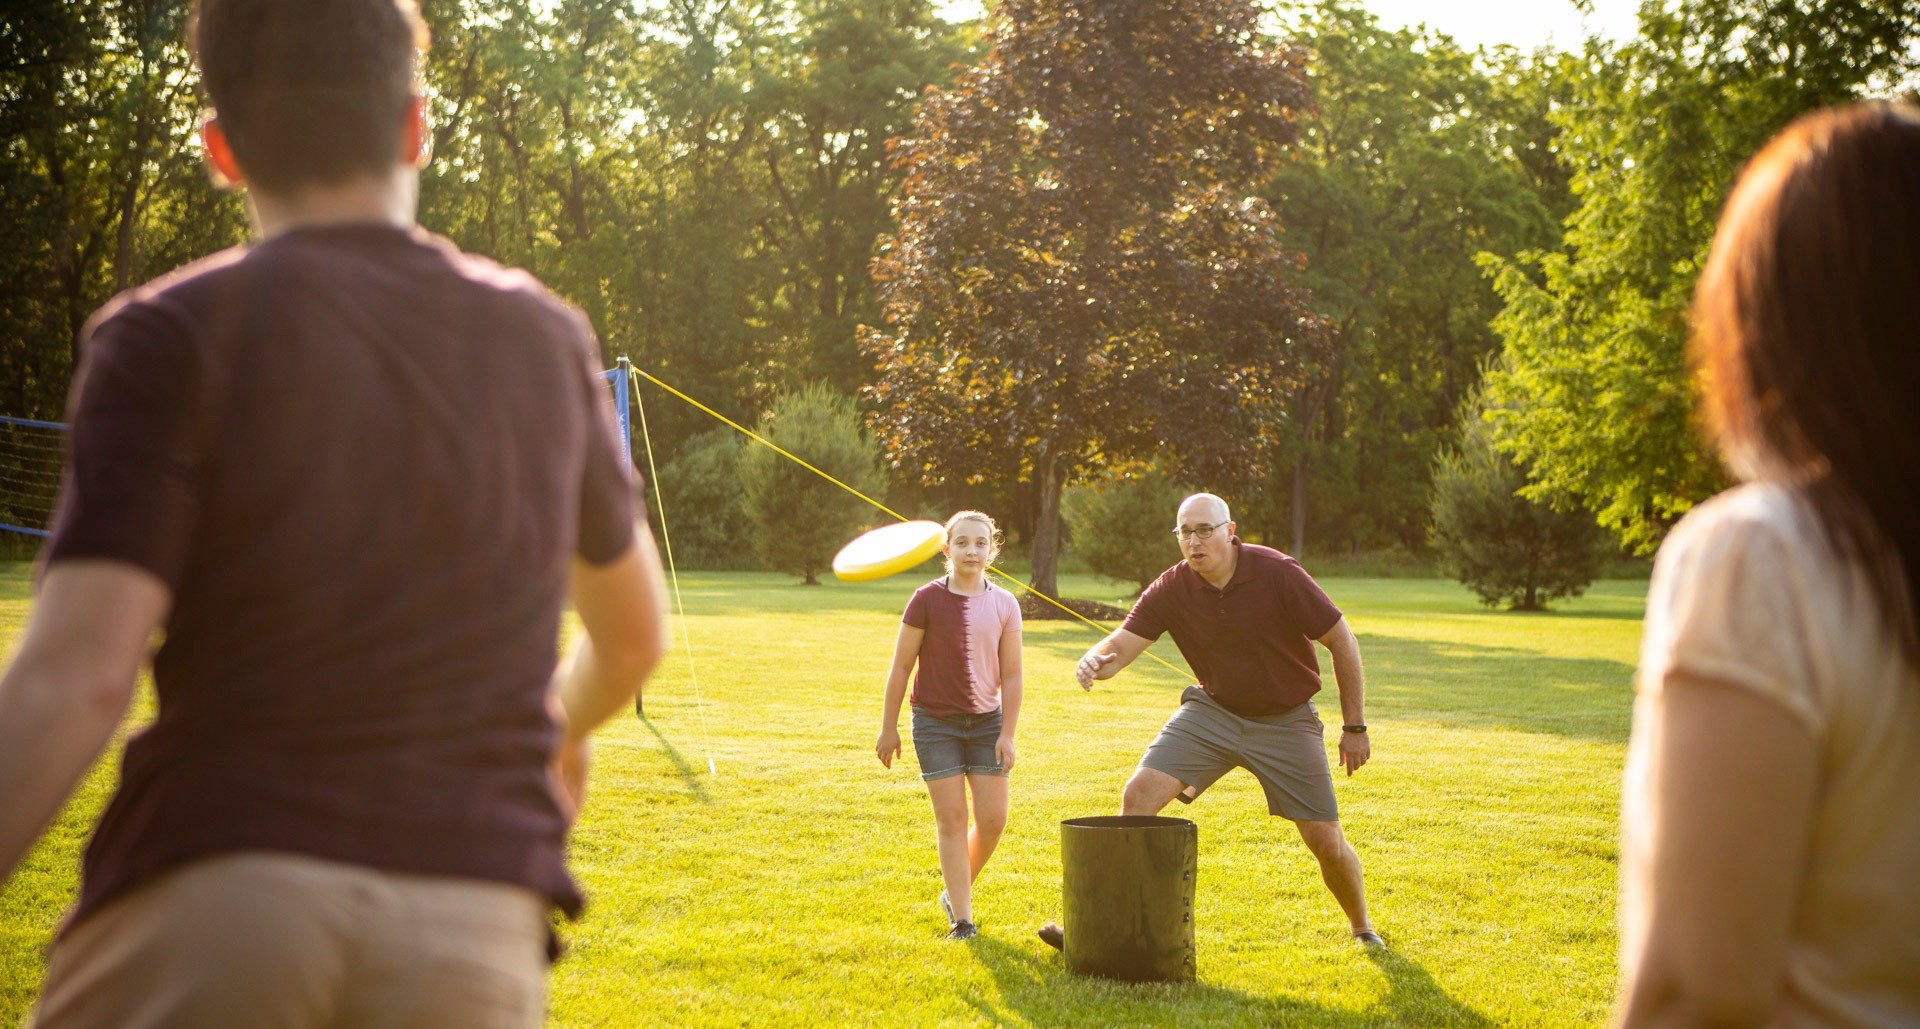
left=966, top=772, right=1009, bottom=881
left=926, top=775, right=973, bottom=922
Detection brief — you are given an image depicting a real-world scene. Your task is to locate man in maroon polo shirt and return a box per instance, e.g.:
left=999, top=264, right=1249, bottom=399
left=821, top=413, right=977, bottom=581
left=0, top=1, right=669, bottom=1023
left=1043, top=492, right=1382, bottom=950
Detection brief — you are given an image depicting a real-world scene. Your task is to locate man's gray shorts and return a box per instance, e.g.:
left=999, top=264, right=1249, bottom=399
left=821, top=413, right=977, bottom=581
left=1139, top=685, right=1338, bottom=822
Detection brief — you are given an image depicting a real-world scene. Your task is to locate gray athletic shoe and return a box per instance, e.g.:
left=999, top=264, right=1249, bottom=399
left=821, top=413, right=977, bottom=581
left=946, top=919, right=978, bottom=941
left=1353, top=929, right=1387, bottom=949
left=939, top=890, right=955, bottom=926
left=1037, top=922, right=1064, bottom=950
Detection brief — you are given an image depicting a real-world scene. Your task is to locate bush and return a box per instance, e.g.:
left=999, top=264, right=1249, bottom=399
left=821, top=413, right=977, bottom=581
left=739, top=384, right=885, bottom=584
left=648, top=427, right=751, bottom=570
left=1430, top=396, right=1614, bottom=611
left=1063, top=463, right=1187, bottom=594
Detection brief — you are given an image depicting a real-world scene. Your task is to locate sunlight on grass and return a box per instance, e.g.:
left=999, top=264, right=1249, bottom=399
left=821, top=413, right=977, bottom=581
left=0, top=566, right=1640, bottom=1025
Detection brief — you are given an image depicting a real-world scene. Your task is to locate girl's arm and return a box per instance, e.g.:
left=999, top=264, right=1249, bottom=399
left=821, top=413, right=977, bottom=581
left=995, top=616, right=1023, bottom=770
left=1617, top=673, right=1817, bottom=1026
left=875, top=623, right=924, bottom=769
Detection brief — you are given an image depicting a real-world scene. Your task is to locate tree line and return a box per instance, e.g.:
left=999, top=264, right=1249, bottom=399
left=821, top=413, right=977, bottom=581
left=3, top=0, right=1914, bottom=597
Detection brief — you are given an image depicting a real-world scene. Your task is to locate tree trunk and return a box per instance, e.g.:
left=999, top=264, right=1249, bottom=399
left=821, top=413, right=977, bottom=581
left=1029, top=447, right=1067, bottom=600
left=1290, top=458, right=1308, bottom=557
left=112, top=137, right=148, bottom=293
left=112, top=13, right=160, bottom=294
left=1288, top=372, right=1333, bottom=558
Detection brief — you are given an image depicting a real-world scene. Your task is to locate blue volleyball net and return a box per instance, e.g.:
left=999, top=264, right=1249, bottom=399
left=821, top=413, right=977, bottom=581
left=0, top=368, right=635, bottom=541
left=0, top=415, right=65, bottom=538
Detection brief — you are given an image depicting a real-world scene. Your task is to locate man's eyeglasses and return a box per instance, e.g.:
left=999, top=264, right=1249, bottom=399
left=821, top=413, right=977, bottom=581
left=1171, top=521, right=1228, bottom=541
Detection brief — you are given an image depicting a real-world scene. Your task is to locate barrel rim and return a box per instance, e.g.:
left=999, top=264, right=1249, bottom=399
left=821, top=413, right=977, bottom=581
left=1060, top=815, right=1196, bottom=830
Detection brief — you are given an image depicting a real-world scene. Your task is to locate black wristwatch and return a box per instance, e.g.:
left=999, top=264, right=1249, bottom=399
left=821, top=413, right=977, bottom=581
left=1342, top=724, right=1367, bottom=734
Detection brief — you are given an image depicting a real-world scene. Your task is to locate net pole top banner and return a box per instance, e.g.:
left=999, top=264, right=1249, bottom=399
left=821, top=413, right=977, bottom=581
left=605, top=360, right=633, bottom=475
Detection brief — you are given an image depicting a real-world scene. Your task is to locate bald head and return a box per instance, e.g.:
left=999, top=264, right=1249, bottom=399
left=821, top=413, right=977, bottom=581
left=1177, top=493, right=1230, bottom=526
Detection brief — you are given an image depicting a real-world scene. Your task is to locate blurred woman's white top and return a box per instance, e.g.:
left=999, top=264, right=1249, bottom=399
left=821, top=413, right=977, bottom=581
left=1624, top=481, right=1920, bottom=1025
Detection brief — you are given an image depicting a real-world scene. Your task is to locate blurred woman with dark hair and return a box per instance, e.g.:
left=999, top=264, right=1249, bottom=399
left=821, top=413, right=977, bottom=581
left=1618, top=102, right=1920, bottom=1026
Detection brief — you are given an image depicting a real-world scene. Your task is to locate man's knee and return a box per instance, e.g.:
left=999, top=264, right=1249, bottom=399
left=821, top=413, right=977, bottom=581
left=1295, top=819, right=1351, bottom=862
left=1121, top=769, right=1178, bottom=815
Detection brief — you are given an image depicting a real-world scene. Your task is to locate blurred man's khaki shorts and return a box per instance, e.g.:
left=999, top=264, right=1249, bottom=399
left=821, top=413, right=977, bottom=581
left=33, top=851, right=548, bottom=1028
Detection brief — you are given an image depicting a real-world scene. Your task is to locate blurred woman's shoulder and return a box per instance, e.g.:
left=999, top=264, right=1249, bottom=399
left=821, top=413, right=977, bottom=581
left=1667, top=481, right=1813, bottom=545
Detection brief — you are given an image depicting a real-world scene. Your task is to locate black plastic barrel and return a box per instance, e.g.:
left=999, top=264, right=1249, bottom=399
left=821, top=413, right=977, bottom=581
left=1060, top=815, right=1198, bottom=982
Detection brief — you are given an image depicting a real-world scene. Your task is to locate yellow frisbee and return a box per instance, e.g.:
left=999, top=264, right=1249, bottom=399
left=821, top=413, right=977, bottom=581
left=832, top=520, right=947, bottom=582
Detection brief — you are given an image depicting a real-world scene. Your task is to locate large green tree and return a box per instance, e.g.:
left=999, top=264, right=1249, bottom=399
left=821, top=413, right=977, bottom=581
left=417, top=0, right=970, bottom=450
left=0, top=0, right=245, bottom=420
left=419, top=0, right=762, bottom=440
left=863, top=0, right=1329, bottom=600
left=1256, top=1, right=1566, bottom=557
left=1482, top=0, right=1920, bottom=553
left=746, top=0, right=973, bottom=390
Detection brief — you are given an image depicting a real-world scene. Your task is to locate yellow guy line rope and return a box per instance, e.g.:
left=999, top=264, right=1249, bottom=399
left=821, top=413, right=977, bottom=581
left=631, top=368, right=1192, bottom=682
left=635, top=369, right=911, bottom=522
left=629, top=370, right=718, bottom=776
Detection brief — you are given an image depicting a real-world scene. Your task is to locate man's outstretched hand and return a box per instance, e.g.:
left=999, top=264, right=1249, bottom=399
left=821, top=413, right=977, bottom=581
left=1075, top=651, right=1115, bottom=691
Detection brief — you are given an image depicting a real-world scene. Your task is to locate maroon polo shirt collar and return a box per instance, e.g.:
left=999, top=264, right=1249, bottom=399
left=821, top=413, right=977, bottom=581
left=1194, top=536, right=1251, bottom=595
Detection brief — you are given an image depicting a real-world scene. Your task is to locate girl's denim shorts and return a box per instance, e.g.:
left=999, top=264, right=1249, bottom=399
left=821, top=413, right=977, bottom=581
left=909, top=706, right=1005, bottom=781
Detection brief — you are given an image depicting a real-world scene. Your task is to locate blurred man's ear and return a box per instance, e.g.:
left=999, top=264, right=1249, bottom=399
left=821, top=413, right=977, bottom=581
left=402, top=95, right=431, bottom=168
left=202, top=118, right=245, bottom=188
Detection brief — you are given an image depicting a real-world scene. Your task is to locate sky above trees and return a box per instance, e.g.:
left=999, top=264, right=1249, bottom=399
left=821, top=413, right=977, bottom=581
left=1358, top=0, right=1639, bottom=51
left=935, top=0, right=1643, bottom=51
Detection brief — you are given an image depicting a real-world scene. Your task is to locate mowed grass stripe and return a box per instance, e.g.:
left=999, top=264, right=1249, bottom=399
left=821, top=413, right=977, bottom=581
left=0, top=565, right=1642, bottom=1026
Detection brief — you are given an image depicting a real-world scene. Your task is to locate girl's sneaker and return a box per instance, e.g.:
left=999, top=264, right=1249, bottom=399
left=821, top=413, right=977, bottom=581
left=939, top=891, right=955, bottom=926
left=946, top=920, right=978, bottom=941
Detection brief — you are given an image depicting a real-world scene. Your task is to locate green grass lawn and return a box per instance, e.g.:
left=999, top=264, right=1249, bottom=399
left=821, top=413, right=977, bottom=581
left=0, top=563, right=1643, bottom=1026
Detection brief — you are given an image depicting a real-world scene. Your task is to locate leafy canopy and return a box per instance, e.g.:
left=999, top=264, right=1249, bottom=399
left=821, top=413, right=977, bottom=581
left=1482, top=0, right=1920, bottom=553
left=862, top=0, right=1331, bottom=597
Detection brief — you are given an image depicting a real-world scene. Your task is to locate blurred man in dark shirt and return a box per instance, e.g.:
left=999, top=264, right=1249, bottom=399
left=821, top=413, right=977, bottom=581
left=0, top=1, right=669, bottom=1023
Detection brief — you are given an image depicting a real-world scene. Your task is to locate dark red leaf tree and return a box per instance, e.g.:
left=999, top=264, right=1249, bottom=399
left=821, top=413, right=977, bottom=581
left=861, top=0, right=1332, bottom=600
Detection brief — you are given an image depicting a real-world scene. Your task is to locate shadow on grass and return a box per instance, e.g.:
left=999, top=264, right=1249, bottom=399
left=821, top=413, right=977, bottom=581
left=1476, top=604, right=1643, bottom=621
left=1363, top=634, right=1633, bottom=744
left=1019, top=628, right=1633, bottom=744
left=1365, top=947, right=1496, bottom=1028
left=961, top=933, right=1491, bottom=1027
left=639, top=716, right=713, bottom=804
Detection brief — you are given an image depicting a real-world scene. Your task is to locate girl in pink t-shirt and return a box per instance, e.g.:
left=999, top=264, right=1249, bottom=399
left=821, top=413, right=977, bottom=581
left=875, top=510, right=1024, bottom=940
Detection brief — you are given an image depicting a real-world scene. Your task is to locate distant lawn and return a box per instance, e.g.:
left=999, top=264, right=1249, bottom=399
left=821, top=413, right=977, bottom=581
left=0, top=564, right=1642, bottom=1025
